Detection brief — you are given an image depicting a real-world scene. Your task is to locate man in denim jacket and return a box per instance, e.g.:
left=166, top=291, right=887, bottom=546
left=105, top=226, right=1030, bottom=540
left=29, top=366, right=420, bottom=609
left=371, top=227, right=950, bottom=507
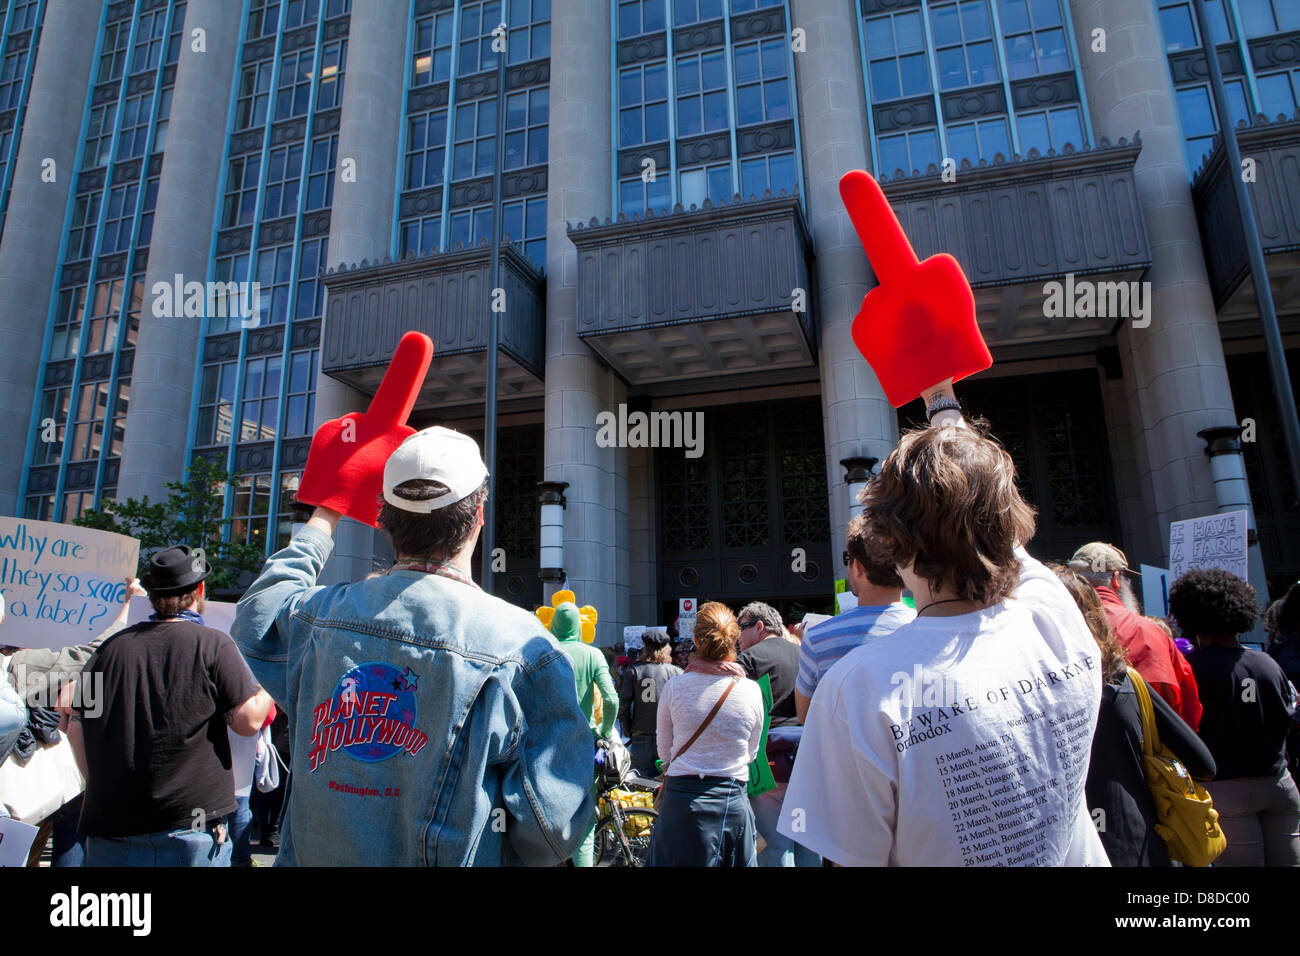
left=233, top=426, right=594, bottom=865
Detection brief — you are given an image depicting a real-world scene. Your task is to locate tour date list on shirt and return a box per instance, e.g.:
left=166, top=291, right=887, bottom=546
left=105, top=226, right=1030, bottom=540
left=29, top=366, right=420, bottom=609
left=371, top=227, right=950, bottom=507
left=890, top=655, right=1097, bottom=866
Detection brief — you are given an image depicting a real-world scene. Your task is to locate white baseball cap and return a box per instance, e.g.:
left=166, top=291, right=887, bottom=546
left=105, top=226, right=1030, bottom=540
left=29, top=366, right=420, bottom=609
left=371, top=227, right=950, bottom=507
left=383, top=426, right=489, bottom=513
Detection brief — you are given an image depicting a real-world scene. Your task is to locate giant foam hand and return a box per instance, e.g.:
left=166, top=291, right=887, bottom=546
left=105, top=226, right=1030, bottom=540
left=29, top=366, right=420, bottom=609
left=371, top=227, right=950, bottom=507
left=296, top=331, right=434, bottom=527
left=840, top=169, right=991, bottom=407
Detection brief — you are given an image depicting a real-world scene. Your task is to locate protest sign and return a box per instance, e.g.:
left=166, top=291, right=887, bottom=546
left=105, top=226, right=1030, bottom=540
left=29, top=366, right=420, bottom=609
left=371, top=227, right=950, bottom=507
left=1169, top=509, right=1248, bottom=580
left=0, top=816, right=38, bottom=867
left=0, top=518, right=139, bottom=650
left=623, top=625, right=646, bottom=651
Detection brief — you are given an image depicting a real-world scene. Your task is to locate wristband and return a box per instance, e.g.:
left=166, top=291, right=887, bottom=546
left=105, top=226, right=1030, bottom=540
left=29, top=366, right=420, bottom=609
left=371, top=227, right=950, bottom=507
left=925, top=397, right=962, bottom=422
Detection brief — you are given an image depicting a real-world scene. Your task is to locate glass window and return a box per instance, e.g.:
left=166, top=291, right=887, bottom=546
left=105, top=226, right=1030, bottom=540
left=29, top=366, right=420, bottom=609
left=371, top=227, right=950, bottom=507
left=930, top=0, right=998, bottom=91
left=237, top=61, right=274, bottom=129
left=213, top=252, right=252, bottom=334
left=739, top=151, right=796, bottom=197
left=68, top=191, right=101, bottom=261
left=459, top=1, right=503, bottom=76
left=619, top=0, right=667, bottom=37
left=509, top=0, right=550, bottom=63
left=107, top=380, right=129, bottom=458
left=316, top=39, right=347, bottom=110
left=255, top=244, right=294, bottom=326
left=84, top=103, right=117, bottom=169
left=946, top=116, right=1010, bottom=164
left=284, top=350, right=318, bottom=437
left=240, top=356, right=282, bottom=442
left=85, top=278, right=125, bottom=355
left=400, top=214, right=441, bottom=256
left=248, top=0, right=283, bottom=39
left=1238, top=0, right=1300, bottom=37
left=413, top=10, right=455, bottom=85
left=864, top=10, right=931, bottom=102
left=1015, top=104, right=1084, bottom=154
left=131, top=8, right=168, bottom=74
left=676, top=49, right=729, bottom=137
left=1175, top=80, right=1248, bottom=169
left=296, top=237, right=328, bottom=319
left=999, top=0, right=1070, bottom=79
left=503, top=195, right=547, bottom=265
left=0, top=50, right=24, bottom=111
left=734, top=37, right=791, bottom=126
left=197, top=362, right=238, bottom=446
left=223, top=153, right=263, bottom=227
left=275, top=49, right=314, bottom=121
left=68, top=381, right=110, bottom=463
left=51, top=287, right=86, bottom=361
left=36, top=386, right=70, bottom=464
left=619, top=61, right=669, bottom=146
left=1258, top=69, right=1300, bottom=119
left=262, top=143, right=304, bottom=221
left=230, top=474, right=273, bottom=548
left=98, top=19, right=130, bottom=83
left=407, top=109, right=448, bottom=189
left=100, top=185, right=138, bottom=255
left=619, top=173, right=672, bottom=216
left=449, top=204, right=493, bottom=248
left=878, top=127, right=940, bottom=177
left=679, top=162, right=730, bottom=208
left=117, top=91, right=154, bottom=160
left=306, top=134, right=338, bottom=209
left=505, top=86, right=548, bottom=169
left=452, top=97, right=498, bottom=180
left=284, top=0, right=323, bottom=30
left=674, top=0, right=723, bottom=26
left=731, top=0, right=781, bottom=10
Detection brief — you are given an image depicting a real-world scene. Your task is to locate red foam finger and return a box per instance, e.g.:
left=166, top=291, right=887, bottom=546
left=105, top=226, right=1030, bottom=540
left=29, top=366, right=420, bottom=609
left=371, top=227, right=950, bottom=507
left=839, top=169, right=918, bottom=287
left=366, top=331, right=434, bottom=428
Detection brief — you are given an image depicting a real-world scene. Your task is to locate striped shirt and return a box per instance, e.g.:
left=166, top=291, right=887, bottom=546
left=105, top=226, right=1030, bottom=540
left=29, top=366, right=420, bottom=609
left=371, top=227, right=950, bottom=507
left=796, top=603, right=916, bottom=700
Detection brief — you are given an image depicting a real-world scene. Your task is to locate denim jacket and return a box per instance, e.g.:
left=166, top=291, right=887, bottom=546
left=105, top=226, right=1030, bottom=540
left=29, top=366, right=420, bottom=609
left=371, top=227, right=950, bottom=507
left=232, top=527, right=595, bottom=866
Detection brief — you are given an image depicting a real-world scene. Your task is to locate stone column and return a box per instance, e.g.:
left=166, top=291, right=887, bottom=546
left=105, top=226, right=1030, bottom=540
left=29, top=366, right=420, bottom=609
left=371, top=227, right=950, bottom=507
left=0, top=0, right=101, bottom=514
left=117, top=0, right=242, bottom=505
left=790, top=0, right=898, bottom=580
left=1069, top=0, right=1254, bottom=572
left=316, top=0, right=407, bottom=582
left=545, top=0, right=628, bottom=644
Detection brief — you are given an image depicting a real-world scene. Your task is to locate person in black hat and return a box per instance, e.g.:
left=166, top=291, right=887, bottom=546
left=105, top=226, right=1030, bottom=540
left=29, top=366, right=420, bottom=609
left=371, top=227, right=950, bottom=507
left=618, top=629, right=682, bottom=776
left=67, top=545, right=273, bottom=866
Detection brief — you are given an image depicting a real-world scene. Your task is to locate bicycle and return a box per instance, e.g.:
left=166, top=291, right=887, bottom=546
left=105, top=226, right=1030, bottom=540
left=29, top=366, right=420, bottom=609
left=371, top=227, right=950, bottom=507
left=594, top=771, right=660, bottom=867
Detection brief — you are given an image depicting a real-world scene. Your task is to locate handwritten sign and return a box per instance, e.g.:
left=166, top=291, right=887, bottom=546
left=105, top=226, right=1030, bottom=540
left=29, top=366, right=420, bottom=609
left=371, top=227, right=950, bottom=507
left=0, top=816, right=38, bottom=867
left=0, top=518, right=139, bottom=650
left=623, top=625, right=646, bottom=651
left=1169, top=509, right=1249, bottom=581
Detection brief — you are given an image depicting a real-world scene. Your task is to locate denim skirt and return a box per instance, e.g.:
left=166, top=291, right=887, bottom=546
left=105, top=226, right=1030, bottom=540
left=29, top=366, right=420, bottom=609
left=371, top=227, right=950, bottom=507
left=647, top=774, right=757, bottom=867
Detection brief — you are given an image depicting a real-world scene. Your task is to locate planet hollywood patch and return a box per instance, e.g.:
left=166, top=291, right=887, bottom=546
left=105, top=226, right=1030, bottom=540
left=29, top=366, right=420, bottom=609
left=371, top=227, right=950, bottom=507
left=308, top=661, right=429, bottom=772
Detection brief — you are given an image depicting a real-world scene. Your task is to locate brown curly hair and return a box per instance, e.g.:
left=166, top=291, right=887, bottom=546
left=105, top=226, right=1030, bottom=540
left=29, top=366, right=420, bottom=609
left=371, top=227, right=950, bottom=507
left=693, top=602, right=741, bottom=662
left=861, top=423, right=1036, bottom=605
left=1049, top=564, right=1128, bottom=683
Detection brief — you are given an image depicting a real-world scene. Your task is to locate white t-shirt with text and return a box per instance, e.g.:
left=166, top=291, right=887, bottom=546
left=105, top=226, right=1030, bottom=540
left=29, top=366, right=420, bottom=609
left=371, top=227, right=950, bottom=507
left=778, top=552, right=1109, bottom=867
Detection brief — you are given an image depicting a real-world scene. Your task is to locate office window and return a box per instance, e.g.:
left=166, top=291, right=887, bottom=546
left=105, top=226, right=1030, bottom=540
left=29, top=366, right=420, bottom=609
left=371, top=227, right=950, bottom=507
left=284, top=350, right=317, bottom=437
left=51, top=287, right=86, bottom=361
left=619, top=173, right=671, bottom=216
left=295, top=237, right=328, bottom=320
left=502, top=194, right=546, bottom=265
left=739, top=151, right=796, bottom=197
left=317, top=39, right=346, bottom=110
left=505, top=86, right=548, bottom=168
left=223, top=153, right=263, bottom=227
left=452, top=97, right=498, bottom=180
left=108, top=380, right=130, bottom=458
left=8, top=0, right=38, bottom=32
left=1157, top=0, right=1231, bottom=51
left=125, top=273, right=143, bottom=347
left=509, top=0, right=550, bottom=64
left=679, top=162, right=730, bottom=208
left=36, top=387, right=70, bottom=464
left=619, top=0, right=666, bottom=38
left=449, top=204, right=493, bottom=248
left=248, top=0, right=283, bottom=39
left=276, top=472, right=310, bottom=549
left=930, top=0, right=998, bottom=91
left=25, top=495, right=55, bottom=521
left=1015, top=104, right=1083, bottom=154
left=196, top=362, right=237, bottom=446
left=262, top=143, right=304, bottom=221
left=1176, top=80, right=1248, bottom=168
left=1238, top=0, right=1300, bottom=37
left=864, top=10, right=930, bottom=101
left=166, top=3, right=187, bottom=65
left=676, top=48, right=728, bottom=137
left=946, top=115, right=1011, bottom=164
left=731, top=0, right=781, bottom=10
left=459, top=1, right=503, bottom=77
left=100, top=184, right=139, bottom=255
left=619, top=61, right=669, bottom=146
left=284, top=0, right=323, bottom=29
left=878, top=126, right=940, bottom=177
left=275, top=49, right=314, bottom=120
left=999, top=0, right=1069, bottom=79
left=255, top=243, right=294, bottom=326
left=117, top=91, right=154, bottom=160
left=734, top=38, right=791, bottom=126
left=62, top=492, right=97, bottom=523
left=1258, top=68, right=1300, bottom=119
left=237, top=61, right=274, bottom=128
left=84, top=103, right=118, bottom=169
left=99, top=20, right=130, bottom=83
left=152, top=87, right=174, bottom=153
left=230, top=474, right=273, bottom=548
left=407, top=108, right=448, bottom=188
left=240, top=356, right=282, bottom=442
left=68, top=381, right=110, bottom=463
left=85, top=279, right=124, bottom=355
left=400, top=214, right=441, bottom=256
left=673, top=0, right=722, bottom=26
left=0, top=51, right=23, bottom=111
left=306, top=134, right=338, bottom=209
left=213, top=252, right=252, bottom=334
left=131, top=8, right=168, bottom=74
left=413, top=10, right=454, bottom=85
left=68, top=191, right=101, bottom=261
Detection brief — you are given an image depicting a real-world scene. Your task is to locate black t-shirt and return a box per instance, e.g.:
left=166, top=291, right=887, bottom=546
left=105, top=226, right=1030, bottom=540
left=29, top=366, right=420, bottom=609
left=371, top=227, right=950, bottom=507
left=738, top=636, right=800, bottom=727
left=1190, top=645, right=1297, bottom=780
left=75, top=620, right=260, bottom=837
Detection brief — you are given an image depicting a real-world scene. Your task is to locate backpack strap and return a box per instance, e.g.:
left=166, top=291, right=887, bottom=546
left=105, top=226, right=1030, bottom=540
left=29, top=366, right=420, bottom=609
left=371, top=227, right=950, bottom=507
left=1128, top=666, right=1159, bottom=757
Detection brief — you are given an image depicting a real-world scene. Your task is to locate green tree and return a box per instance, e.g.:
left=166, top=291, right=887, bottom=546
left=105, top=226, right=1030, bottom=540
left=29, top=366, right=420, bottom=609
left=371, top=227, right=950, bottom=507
left=74, top=458, right=265, bottom=594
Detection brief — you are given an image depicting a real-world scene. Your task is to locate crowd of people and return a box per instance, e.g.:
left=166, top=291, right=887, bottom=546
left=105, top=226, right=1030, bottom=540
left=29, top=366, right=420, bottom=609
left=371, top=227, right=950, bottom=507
left=3, top=384, right=1299, bottom=868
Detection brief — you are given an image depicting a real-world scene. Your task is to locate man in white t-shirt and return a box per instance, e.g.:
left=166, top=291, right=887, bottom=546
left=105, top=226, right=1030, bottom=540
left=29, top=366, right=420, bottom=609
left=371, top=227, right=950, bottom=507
left=778, top=383, right=1108, bottom=867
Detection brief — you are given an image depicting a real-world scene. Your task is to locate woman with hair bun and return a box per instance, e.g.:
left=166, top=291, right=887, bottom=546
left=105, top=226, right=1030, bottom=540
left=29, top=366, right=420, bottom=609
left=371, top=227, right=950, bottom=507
left=1173, top=568, right=1300, bottom=866
left=647, top=602, right=765, bottom=867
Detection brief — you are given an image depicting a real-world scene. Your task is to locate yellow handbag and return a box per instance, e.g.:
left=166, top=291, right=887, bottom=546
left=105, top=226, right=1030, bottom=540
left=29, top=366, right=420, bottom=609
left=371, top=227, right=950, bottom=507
left=1128, top=667, right=1227, bottom=866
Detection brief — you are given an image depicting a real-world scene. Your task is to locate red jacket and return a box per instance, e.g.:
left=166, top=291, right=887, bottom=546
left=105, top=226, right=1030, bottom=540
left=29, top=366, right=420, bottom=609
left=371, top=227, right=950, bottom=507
left=1096, top=586, right=1202, bottom=730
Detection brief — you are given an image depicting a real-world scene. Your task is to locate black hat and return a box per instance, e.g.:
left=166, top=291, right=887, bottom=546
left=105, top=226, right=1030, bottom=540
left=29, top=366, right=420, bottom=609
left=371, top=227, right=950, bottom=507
left=143, top=545, right=210, bottom=596
left=642, top=629, right=670, bottom=649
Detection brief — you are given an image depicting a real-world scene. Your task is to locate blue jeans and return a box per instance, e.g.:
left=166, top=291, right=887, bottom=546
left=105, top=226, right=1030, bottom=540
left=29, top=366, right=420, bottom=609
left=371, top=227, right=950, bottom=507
left=231, top=795, right=253, bottom=867
left=85, top=820, right=232, bottom=867
left=752, top=782, right=821, bottom=867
